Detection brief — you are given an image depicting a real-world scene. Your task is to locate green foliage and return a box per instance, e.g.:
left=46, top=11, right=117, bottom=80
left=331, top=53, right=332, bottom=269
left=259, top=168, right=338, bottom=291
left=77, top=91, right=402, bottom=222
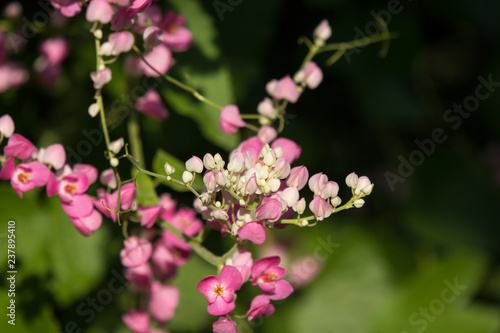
left=135, top=173, right=159, bottom=206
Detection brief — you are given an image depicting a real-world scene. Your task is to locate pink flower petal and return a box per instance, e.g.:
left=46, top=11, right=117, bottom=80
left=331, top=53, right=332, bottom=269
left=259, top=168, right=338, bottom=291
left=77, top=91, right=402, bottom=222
left=62, top=194, right=94, bottom=218
left=70, top=209, right=102, bottom=236
left=237, top=221, right=267, bottom=245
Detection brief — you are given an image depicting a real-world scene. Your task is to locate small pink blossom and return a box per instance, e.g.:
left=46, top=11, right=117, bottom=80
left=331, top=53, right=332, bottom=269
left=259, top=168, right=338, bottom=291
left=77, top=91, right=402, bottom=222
left=120, top=236, right=152, bottom=268
left=237, top=221, right=266, bottom=245
left=90, top=68, right=112, bottom=90
left=40, top=38, right=69, bottom=65
left=269, top=76, right=300, bottom=103
left=152, top=230, right=191, bottom=277
left=308, top=172, right=328, bottom=196
left=246, top=295, right=275, bottom=321
left=125, top=262, right=153, bottom=287
left=251, top=256, right=293, bottom=300
left=99, top=168, right=117, bottom=189
left=0, top=114, right=15, bottom=138
left=69, top=209, right=102, bottom=236
left=47, top=0, right=82, bottom=17
left=73, top=164, right=98, bottom=184
left=39, top=143, right=66, bottom=170
left=286, top=166, right=309, bottom=190
left=168, top=208, right=203, bottom=237
left=197, top=265, right=243, bottom=316
left=313, top=19, right=332, bottom=42
left=137, top=205, right=162, bottom=228
left=4, top=134, right=36, bottom=160
left=138, top=44, right=172, bottom=77
left=271, top=138, right=301, bottom=164
left=213, top=315, right=239, bottom=333
left=160, top=10, right=193, bottom=52
left=127, top=0, right=152, bottom=16
left=149, top=281, right=179, bottom=323
left=136, top=89, right=168, bottom=120
left=95, top=182, right=135, bottom=222
left=0, top=62, right=29, bottom=92
left=100, top=31, right=135, bottom=56
left=255, top=197, right=283, bottom=223
left=257, top=126, right=277, bottom=144
left=122, top=309, right=149, bottom=333
left=257, top=97, right=277, bottom=119
left=86, top=0, right=114, bottom=24
left=295, top=61, right=323, bottom=89
left=308, top=195, right=333, bottom=221
left=220, top=105, right=246, bottom=135
left=225, top=248, right=253, bottom=283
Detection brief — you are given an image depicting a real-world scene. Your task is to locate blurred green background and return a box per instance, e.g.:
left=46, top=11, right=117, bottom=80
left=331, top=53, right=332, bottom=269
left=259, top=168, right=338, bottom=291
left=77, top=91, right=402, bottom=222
left=1, top=0, right=499, bottom=332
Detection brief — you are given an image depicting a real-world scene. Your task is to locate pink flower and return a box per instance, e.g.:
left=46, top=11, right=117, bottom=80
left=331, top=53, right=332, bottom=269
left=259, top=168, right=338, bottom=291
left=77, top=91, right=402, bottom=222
left=95, top=182, right=135, bottom=222
left=152, top=230, right=191, bottom=278
left=167, top=208, right=203, bottom=237
left=295, top=61, right=323, bottom=89
left=149, top=281, right=179, bottom=323
left=313, top=19, right=332, bottom=42
left=246, top=295, right=275, bottom=321
left=69, top=209, right=102, bottom=237
left=73, top=164, right=98, bottom=184
left=122, top=309, right=149, bottom=333
left=125, top=262, right=153, bottom=287
left=237, top=221, right=266, bottom=245
left=257, top=126, right=277, bottom=144
left=251, top=256, right=293, bottom=300
left=271, top=138, right=301, bottom=163
left=0, top=62, right=29, bottom=92
left=40, top=38, right=69, bottom=65
left=56, top=172, right=90, bottom=203
left=120, top=236, right=153, bottom=268
left=308, top=195, right=333, bottom=221
left=308, top=172, right=328, bottom=196
left=137, top=205, right=162, bottom=228
left=138, top=44, right=172, bottom=77
left=47, top=0, right=82, bottom=17
left=100, top=31, right=135, bottom=56
left=225, top=248, right=253, bottom=283
left=268, top=76, right=300, bottom=103
left=197, top=265, right=243, bottom=316
left=2, top=158, right=50, bottom=198
left=90, top=68, right=112, bottom=89
left=4, top=134, right=36, bottom=160
left=86, top=0, right=114, bottom=24
left=160, top=10, right=193, bottom=52
left=213, top=315, right=239, bottom=333
left=286, top=166, right=309, bottom=190
left=99, top=168, right=117, bottom=189
left=127, top=0, right=152, bottom=16
left=220, top=105, right=246, bottom=135
left=255, top=197, right=283, bottom=223
left=0, top=114, right=15, bottom=138
left=39, top=143, right=66, bottom=170
left=136, top=89, right=168, bottom=120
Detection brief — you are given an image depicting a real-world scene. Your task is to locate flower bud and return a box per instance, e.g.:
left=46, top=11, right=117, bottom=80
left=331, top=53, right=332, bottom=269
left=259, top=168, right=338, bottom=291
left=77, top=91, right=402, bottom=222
left=292, top=198, right=306, bottom=214
left=355, top=176, right=374, bottom=196
left=313, top=19, right=332, bottom=42
left=308, top=172, right=328, bottom=196
left=332, top=196, right=342, bottom=207
left=164, top=162, right=175, bottom=175
left=227, top=155, right=244, bottom=173
left=295, top=61, right=323, bottom=89
left=259, top=143, right=271, bottom=160
left=203, top=153, right=216, bottom=169
left=90, top=67, right=112, bottom=90
left=214, top=153, right=225, bottom=170
left=267, top=178, right=281, bottom=193
left=263, top=150, right=277, bottom=167
left=185, top=155, right=203, bottom=173
left=257, top=98, right=277, bottom=120
left=321, top=181, right=339, bottom=199
left=353, top=198, right=365, bottom=208
left=273, top=157, right=291, bottom=179
left=100, top=168, right=117, bottom=189
left=203, top=171, right=216, bottom=193
left=108, top=137, right=124, bottom=154
left=211, top=208, right=229, bottom=221
left=88, top=103, right=100, bottom=118
left=258, top=125, right=277, bottom=143
left=281, top=187, right=299, bottom=207
left=255, top=197, right=283, bottom=223
left=182, top=170, right=193, bottom=183
left=99, top=31, right=134, bottom=56
left=286, top=166, right=309, bottom=190
left=86, top=0, right=114, bottom=24
left=0, top=114, right=14, bottom=138
left=244, top=174, right=260, bottom=196
left=345, top=172, right=358, bottom=188
left=214, top=170, right=227, bottom=187
left=120, top=236, right=152, bottom=268
left=309, top=195, right=333, bottom=221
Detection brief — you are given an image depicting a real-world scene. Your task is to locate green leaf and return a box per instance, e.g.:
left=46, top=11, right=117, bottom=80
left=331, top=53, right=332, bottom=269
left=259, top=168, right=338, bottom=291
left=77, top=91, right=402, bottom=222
left=135, top=173, right=159, bottom=206
left=169, top=0, right=219, bottom=60
left=152, top=149, right=204, bottom=193
left=163, top=65, right=239, bottom=151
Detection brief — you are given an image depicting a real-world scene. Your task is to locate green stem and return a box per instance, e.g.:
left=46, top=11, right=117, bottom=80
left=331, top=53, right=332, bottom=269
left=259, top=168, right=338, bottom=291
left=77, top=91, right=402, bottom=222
left=127, top=111, right=145, bottom=169
left=133, top=45, right=223, bottom=110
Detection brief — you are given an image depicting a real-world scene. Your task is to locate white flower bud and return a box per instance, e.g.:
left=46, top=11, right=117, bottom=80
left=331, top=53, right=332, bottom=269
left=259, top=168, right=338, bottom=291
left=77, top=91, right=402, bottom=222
left=108, top=137, right=124, bottom=155
left=355, top=176, right=373, bottom=196
left=263, top=150, right=277, bottom=167
left=345, top=172, right=358, bottom=189
left=281, top=187, right=299, bottom=207
left=267, top=178, right=281, bottom=193
left=182, top=170, right=193, bottom=183
left=88, top=103, right=100, bottom=118
left=164, top=162, right=175, bottom=175
left=186, top=155, right=203, bottom=173
left=212, top=209, right=229, bottom=221
left=110, top=157, right=119, bottom=167
left=227, top=155, right=244, bottom=173
left=214, top=153, right=225, bottom=170
left=259, top=143, right=271, bottom=159
left=203, top=153, right=216, bottom=169
left=301, top=219, right=309, bottom=227
left=353, top=199, right=365, bottom=208
left=331, top=196, right=342, bottom=207
left=293, top=198, right=306, bottom=214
